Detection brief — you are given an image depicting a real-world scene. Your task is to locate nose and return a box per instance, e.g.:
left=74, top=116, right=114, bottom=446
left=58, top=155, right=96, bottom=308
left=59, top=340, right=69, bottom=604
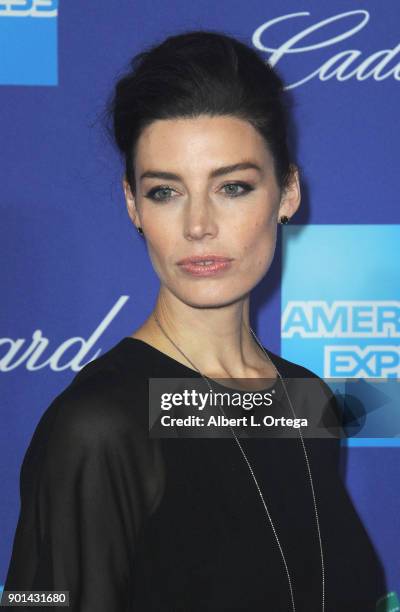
left=183, top=196, right=218, bottom=241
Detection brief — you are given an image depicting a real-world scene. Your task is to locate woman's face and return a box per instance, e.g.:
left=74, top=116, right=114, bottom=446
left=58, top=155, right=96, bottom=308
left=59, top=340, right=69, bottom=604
left=124, top=115, right=300, bottom=308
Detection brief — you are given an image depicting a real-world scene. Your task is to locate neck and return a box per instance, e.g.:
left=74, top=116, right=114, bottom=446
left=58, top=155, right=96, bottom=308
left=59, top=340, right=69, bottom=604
left=134, top=286, right=274, bottom=379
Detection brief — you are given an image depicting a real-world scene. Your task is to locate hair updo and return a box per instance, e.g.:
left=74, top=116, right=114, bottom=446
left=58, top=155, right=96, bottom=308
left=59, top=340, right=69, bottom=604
left=105, top=30, right=295, bottom=195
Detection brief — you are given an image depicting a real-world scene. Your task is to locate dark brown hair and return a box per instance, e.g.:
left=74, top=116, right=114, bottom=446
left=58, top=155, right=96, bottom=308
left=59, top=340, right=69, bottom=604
left=105, top=30, right=295, bottom=194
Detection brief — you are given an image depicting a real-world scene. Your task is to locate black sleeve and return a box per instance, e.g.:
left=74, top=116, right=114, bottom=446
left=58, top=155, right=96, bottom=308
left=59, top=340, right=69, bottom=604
left=3, top=377, right=164, bottom=611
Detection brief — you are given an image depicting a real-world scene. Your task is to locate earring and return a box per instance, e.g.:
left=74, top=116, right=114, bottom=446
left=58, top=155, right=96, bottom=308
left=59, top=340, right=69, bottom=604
left=279, top=215, right=290, bottom=224
left=136, top=226, right=144, bottom=235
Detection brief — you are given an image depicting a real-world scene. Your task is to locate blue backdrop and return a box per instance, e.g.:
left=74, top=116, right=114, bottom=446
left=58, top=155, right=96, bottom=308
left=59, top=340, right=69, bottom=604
left=1, top=0, right=399, bottom=602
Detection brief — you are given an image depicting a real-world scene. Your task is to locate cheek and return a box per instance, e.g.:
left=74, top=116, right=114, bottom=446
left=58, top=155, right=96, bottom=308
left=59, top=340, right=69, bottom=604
left=145, top=233, right=186, bottom=286
left=147, top=238, right=172, bottom=271
left=240, top=219, right=277, bottom=269
left=140, top=208, right=179, bottom=265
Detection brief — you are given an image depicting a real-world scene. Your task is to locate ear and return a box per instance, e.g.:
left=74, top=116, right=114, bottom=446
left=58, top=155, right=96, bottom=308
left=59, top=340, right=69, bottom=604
left=278, top=164, right=301, bottom=221
left=122, top=176, right=141, bottom=229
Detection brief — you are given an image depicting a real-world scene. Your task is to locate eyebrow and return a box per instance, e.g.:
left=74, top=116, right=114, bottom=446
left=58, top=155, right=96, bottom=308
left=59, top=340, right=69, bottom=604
left=139, top=161, right=262, bottom=182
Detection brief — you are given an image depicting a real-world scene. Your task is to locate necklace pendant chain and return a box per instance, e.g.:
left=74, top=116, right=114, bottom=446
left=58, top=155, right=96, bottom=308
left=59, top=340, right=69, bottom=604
left=152, top=313, right=325, bottom=612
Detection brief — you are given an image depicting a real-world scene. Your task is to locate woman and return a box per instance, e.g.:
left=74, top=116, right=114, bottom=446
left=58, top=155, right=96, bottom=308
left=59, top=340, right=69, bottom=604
left=4, top=31, right=386, bottom=611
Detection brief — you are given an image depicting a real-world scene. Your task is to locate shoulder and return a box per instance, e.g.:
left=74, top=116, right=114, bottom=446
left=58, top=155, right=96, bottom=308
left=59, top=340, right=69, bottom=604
left=31, top=342, right=149, bottom=457
left=20, top=361, right=158, bottom=506
left=50, top=372, right=131, bottom=446
left=264, top=347, right=319, bottom=379
left=21, top=353, right=165, bottom=522
left=265, top=347, right=334, bottom=398
left=265, top=348, right=342, bottom=431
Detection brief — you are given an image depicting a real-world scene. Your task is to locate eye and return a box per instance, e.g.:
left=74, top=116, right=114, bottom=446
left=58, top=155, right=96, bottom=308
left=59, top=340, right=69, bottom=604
left=144, top=185, right=177, bottom=202
left=221, top=182, right=254, bottom=197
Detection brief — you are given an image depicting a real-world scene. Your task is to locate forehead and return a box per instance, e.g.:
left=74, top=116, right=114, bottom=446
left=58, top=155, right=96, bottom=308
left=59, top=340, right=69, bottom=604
left=135, top=115, right=273, bottom=171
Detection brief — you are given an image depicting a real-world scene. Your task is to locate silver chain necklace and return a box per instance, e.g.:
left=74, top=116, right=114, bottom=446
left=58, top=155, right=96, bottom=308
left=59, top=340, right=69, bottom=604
left=152, top=312, right=325, bottom=612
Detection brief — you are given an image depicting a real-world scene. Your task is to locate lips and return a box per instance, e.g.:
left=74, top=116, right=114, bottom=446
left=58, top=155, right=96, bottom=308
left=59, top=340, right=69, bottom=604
left=177, top=255, right=233, bottom=265
left=176, top=255, right=234, bottom=277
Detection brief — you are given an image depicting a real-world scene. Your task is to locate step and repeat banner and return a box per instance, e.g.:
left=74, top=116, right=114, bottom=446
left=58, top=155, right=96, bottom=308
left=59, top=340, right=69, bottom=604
left=1, top=0, right=399, bottom=602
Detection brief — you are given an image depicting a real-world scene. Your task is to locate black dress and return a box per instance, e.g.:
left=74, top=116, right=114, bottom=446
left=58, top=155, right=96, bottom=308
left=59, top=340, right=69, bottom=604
left=3, top=337, right=386, bottom=611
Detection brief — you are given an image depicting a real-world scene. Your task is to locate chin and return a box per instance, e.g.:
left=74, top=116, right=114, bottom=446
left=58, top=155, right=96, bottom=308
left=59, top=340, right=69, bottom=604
left=171, top=283, right=254, bottom=309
